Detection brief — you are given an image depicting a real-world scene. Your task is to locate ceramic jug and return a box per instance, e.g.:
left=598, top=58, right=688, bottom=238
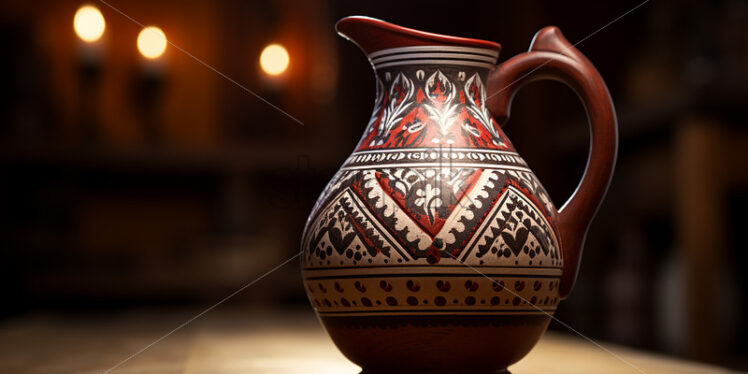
left=301, top=16, right=617, bottom=373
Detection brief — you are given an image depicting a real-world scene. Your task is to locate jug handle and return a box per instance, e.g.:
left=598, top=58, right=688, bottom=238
left=485, top=26, right=618, bottom=299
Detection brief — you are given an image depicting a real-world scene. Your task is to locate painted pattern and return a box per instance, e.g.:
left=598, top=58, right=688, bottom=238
left=357, top=66, right=512, bottom=151
left=302, top=168, right=559, bottom=268
left=306, top=273, right=561, bottom=316
left=302, top=49, right=562, bottom=316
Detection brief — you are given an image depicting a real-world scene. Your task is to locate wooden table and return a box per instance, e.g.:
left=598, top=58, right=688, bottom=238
left=0, top=308, right=733, bottom=374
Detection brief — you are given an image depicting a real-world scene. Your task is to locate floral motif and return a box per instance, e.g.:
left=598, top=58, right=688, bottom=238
left=357, top=68, right=511, bottom=151
left=414, top=183, right=443, bottom=224
left=374, top=168, right=478, bottom=231
left=371, top=72, right=415, bottom=146
left=423, top=71, right=460, bottom=143
left=464, top=73, right=505, bottom=147
left=366, top=78, right=385, bottom=135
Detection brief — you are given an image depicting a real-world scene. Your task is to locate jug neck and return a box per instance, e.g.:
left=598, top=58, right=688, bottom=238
left=337, top=17, right=512, bottom=152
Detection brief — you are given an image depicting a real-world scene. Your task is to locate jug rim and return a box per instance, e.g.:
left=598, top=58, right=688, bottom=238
left=336, top=16, right=502, bottom=56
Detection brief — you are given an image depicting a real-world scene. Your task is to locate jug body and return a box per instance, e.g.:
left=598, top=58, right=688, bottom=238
left=301, top=16, right=617, bottom=373
left=301, top=19, right=561, bottom=374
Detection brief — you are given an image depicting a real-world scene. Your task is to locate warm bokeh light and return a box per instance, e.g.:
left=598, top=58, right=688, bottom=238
left=260, top=44, right=290, bottom=76
left=73, top=5, right=105, bottom=42
left=137, top=26, right=167, bottom=59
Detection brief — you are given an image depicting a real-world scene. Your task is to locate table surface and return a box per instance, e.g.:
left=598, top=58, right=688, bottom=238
left=0, top=308, right=735, bottom=374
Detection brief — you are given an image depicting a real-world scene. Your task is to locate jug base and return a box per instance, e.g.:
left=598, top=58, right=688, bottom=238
left=322, top=314, right=549, bottom=373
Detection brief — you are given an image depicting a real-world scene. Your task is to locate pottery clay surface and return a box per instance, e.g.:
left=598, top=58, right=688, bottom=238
left=301, top=16, right=618, bottom=373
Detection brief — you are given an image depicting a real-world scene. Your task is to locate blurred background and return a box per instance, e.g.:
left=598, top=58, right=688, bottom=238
left=0, top=0, right=746, bottom=370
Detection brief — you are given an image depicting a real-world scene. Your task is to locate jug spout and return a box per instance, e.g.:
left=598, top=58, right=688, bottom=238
left=336, top=16, right=501, bottom=62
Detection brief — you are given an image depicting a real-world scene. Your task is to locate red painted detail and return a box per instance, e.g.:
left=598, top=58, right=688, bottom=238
left=426, top=246, right=441, bottom=264
left=355, top=104, right=513, bottom=151
left=379, top=280, right=393, bottom=292
left=416, top=87, right=425, bottom=103
left=493, top=280, right=505, bottom=292
left=436, top=280, right=451, bottom=292
left=354, top=281, right=367, bottom=293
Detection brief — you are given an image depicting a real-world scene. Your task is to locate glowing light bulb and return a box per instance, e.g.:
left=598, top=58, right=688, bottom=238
left=137, top=26, right=167, bottom=59
left=260, top=44, right=290, bottom=76
left=74, top=5, right=105, bottom=42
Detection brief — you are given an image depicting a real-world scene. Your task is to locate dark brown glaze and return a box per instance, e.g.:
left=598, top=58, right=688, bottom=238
left=322, top=314, right=550, bottom=374
left=486, top=27, right=618, bottom=298
left=336, top=16, right=501, bottom=55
